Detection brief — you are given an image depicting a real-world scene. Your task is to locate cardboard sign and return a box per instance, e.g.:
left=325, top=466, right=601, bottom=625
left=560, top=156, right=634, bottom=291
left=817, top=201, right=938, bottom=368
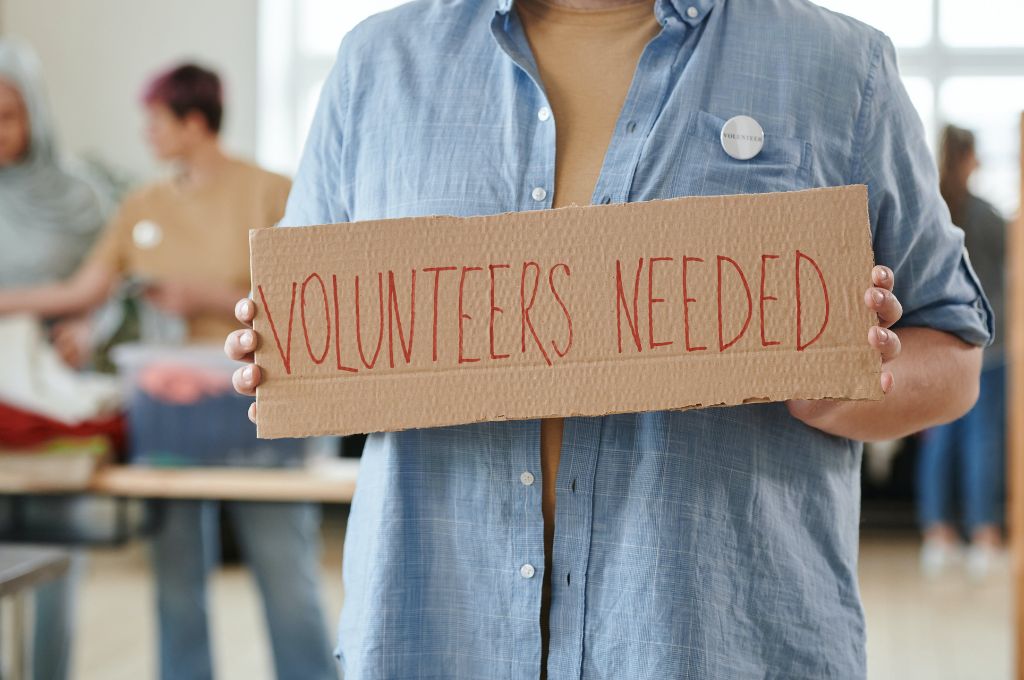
left=250, top=185, right=881, bottom=438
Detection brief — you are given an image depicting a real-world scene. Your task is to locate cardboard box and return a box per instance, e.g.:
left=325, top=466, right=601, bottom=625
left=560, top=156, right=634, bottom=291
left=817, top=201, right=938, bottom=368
left=250, top=185, right=881, bottom=438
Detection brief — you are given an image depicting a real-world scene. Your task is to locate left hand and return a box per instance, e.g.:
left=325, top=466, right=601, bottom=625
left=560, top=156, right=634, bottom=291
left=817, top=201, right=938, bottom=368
left=144, top=279, right=211, bottom=316
left=51, top=315, right=94, bottom=369
left=787, top=265, right=902, bottom=427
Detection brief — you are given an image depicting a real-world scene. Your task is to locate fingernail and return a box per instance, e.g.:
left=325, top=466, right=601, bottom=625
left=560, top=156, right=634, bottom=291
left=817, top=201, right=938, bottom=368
left=242, top=366, right=253, bottom=382
left=877, top=328, right=888, bottom=341
left=877, top=267, right=889, bottom=281
left=872, top=290, right=884, bottom=305
left=241, top=331, right=253, bottom=348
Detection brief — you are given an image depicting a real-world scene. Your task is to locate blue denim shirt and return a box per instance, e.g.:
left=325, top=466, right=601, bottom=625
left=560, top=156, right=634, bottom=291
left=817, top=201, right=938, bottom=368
left=282, top=0, right=993, bottom=677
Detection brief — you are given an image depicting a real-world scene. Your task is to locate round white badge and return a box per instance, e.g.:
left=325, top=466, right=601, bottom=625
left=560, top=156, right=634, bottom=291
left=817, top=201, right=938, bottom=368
left=132, top=219, right=163, bottom=249
left=720, top=115, right=764, bottom=160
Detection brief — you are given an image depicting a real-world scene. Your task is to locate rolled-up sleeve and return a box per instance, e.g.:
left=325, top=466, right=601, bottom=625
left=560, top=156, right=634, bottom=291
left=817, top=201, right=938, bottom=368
left=852, top=34, right=993, bottom=347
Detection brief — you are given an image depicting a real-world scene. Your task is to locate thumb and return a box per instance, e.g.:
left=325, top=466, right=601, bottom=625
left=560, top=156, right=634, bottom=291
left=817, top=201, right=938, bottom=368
left=786, top=398, right=835, bottom=423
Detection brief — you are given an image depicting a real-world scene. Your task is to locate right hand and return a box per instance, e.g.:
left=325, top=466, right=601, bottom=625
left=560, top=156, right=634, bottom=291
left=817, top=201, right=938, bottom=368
left=225, top=298, right=261, bottom=423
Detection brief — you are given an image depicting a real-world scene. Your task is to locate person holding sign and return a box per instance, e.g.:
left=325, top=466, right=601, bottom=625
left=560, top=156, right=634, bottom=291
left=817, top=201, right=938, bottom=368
left=227, top=1, right=991, bottom=678
left=0, top=64, right=337, bottom=680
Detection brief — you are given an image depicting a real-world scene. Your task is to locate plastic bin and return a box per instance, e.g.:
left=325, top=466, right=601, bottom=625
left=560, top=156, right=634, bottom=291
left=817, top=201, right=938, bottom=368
left=110, top=343, right=306, bottom=468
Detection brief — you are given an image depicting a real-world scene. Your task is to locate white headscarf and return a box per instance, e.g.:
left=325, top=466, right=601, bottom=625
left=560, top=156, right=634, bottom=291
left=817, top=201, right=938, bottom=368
left=0, top=39, right=109, bottom=287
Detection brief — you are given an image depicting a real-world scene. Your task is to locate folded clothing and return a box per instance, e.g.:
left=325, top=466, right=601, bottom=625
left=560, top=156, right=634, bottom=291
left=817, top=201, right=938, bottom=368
left=0, top=400, right=125, bottom=453
left=137, top=361, right=232, bottom=404
left=0, top=314, right=122, bottom=423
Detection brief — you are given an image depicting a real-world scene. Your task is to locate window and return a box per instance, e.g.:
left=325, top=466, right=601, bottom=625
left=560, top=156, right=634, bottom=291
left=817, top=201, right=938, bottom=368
left=816, top=0, right=1024, bottom=217
left=901, top=77, right=935, bottom=149
left=939, top=0, right=1024, bottom=48
left=815, top=0, right=933, bottom=48
left=257, top=0, right=405, bottom=174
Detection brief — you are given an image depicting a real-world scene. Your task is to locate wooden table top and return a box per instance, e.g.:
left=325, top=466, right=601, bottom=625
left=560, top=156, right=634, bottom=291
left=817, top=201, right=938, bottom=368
left=0, top=456, right=360, bottom=503
left=90, top=460, right=359, bottom=503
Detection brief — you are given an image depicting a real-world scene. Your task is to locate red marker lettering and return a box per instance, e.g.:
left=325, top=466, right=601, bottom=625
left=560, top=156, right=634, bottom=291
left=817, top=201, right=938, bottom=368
left=647, top=256, right=673, bottom=349
left=458, top=266, right=482, bottom=364
left=354, top=272, right=385, bottom=369
left=717, top=255, right=753, bottom=352
left=681, top=256, right=706, bottom=352
left=520, top=261, right=552, bottom=366
left=488, top=264, right=511, bottom=360
left=795, top=250, right=830, bottom=351
left=300, top=273, right=331, bottom=365
left=548, top=263, right=573, bottom=358
left=331, top=275, right=357, bottom=373
left=387, top=269, right=416, bottom=368
left=615, top=258, right=644, bottom=354
left=759, top=254, right=781, bottom=347
left=423, top=266, right=456, bottom=362
left=257, top=282, right=296, bottom=375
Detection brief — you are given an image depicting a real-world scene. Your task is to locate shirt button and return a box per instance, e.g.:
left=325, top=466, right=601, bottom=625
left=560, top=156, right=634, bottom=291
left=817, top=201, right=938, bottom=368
left=686, top=6, right=699, bottom=18
left=520, top=563, right=536, bottom=579
left=531, top=186, right=547, bottom=202
left=626, top=120, right=637, bottom=133
left=538, top=106, right=551, bottom=122
left=520, top=471, right=535, bottom=486
left=600, top=195, right=612, bottom=204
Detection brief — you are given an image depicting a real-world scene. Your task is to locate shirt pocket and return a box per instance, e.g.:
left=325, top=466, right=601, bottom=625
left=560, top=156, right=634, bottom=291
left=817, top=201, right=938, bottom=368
left=668, top=110, right=813, bottom=196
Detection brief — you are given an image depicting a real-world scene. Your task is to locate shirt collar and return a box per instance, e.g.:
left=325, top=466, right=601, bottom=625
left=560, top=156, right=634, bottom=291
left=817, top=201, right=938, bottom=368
left=495, top=0, right=715, bottom=27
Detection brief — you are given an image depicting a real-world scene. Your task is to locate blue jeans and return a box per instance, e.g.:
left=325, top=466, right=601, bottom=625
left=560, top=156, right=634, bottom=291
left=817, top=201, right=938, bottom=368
left=33, top=554, right=79, bottom=680
left=150, top=500, right=337, bottom=680
left=917, top=362, right=1006, bottom=533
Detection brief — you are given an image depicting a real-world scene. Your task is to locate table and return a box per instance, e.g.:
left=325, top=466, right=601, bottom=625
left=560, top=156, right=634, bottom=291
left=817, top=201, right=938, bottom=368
left=0, top=457, right=359, bottom=503
left=0, top=546, right=71, bottom=679
left=0, top=455, right=359, bottom=673
left=90, top=460, right=359, bottom=503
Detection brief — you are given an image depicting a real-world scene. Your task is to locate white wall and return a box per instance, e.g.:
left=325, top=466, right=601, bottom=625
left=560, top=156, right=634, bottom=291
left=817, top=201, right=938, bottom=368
left=0, top=0, right=259, bottom=181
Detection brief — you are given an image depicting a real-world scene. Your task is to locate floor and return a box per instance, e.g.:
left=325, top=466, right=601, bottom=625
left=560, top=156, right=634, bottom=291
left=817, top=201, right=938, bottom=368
left=860, top=531, right=1012, bottom=680
left=71, top=518, right=346, bottom=680
left=66, top=527, right=1011, bottom=680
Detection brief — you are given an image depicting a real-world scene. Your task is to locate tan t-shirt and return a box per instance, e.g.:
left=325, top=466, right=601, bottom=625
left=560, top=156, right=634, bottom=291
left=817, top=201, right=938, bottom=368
left=86, top=158, right=291, bottom=342
left=517, top=0, right=660, bottom=672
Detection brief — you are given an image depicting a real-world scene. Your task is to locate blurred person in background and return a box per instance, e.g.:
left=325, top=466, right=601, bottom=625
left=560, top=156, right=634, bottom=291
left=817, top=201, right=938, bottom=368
left=0, top=38, right=110, bottom=680
left=0, top=63, right=337, bottom=680
left=0, top=41, right=107, bottom=290
left=918, top=124, right=1007, bottom=580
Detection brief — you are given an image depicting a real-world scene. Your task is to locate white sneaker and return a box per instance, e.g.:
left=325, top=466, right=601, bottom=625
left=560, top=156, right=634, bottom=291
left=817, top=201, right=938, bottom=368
left=920, top=538, right=962, bottom=578
left=966, top=543, right=1006, bottom=583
